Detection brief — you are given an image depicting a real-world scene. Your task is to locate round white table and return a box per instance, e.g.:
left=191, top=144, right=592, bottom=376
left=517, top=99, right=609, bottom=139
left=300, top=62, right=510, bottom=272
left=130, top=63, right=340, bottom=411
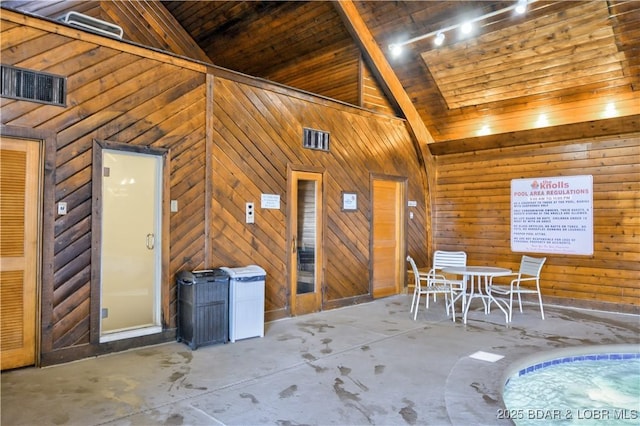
left=442, top=266, right=512, bottom=324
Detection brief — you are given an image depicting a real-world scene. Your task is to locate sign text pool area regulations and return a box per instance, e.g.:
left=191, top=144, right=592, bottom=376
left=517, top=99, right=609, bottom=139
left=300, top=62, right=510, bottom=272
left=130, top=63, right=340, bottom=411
left=511, top=175, right=593, bottom=255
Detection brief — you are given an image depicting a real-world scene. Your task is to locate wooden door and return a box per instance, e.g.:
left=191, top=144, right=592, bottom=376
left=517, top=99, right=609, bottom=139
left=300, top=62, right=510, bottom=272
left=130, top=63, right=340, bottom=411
left=372, top=178, right=406, bottom=298
left=288, top=170, right=323, bottom=315
left=0, top=136, right=40, bottom=370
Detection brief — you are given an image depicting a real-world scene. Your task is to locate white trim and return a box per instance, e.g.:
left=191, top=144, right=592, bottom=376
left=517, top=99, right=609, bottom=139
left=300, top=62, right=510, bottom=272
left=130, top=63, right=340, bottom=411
left=99, top=325, right=162, bottom=343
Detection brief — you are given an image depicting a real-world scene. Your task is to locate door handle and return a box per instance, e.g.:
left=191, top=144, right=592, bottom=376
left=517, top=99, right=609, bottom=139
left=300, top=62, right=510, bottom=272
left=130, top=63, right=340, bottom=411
left=146, top=233, right=155, bottom=250
left=292, top=236, right=297, bottom=254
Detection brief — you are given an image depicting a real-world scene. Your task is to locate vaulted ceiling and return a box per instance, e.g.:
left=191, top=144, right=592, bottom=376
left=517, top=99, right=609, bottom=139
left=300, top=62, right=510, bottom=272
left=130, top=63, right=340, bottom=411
left=3, top=1, right=639, bottom=154
left=160, top=0, right=640, bottom=153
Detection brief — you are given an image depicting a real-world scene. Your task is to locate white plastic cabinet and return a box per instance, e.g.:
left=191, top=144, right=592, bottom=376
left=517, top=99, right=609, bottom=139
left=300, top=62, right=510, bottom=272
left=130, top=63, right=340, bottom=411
left=220, top=265, right=265, bottom=342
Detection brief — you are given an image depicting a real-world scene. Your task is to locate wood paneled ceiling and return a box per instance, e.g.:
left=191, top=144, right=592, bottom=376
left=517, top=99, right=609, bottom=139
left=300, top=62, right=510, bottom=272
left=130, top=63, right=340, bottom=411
left=3, top=1, right=639, bottom=153
left=420, top=1, right=625, bottom=109
left=161, top=0, right=639, bottom=152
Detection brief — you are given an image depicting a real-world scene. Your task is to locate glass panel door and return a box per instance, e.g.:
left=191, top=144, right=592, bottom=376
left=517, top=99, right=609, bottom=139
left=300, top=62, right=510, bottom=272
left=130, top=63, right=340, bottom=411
left=100, top=149, right=162, bottom=341
left=296, top=179, right=316, bottom=295
left=289, top=170, right=323, bottom=315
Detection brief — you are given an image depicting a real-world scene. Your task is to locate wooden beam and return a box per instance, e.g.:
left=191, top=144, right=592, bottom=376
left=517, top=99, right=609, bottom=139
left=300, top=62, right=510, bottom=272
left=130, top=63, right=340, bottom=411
left=333, top=0, right=436, bottom=257
left=428, top=116, right=640, bottom=156
left=333, top=1, right=434, bottom=145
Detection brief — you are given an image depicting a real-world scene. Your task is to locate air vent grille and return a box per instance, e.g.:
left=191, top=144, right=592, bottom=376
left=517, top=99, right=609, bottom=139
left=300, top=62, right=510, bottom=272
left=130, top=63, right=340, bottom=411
left=303, top=128, right=330, bottom=151
left=1, top=65, right=66, bottom=106
left=58, top=11, right=124, bottom=39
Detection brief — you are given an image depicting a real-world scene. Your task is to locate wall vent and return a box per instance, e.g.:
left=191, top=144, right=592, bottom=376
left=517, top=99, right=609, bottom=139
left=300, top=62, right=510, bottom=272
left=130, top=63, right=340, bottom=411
left=1, top=65, right=67, bottom=106
left=303, top=128, right=330, bottom=151
left=58, top=11, right=124, bottom=39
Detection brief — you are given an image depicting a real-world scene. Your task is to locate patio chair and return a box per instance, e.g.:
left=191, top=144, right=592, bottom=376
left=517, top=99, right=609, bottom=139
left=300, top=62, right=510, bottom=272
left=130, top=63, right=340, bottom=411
left=489, top=255, right=546, bottom=321
left=431, top=250, right=468, bottom=312
left=407, top=255, right=456, bottom=321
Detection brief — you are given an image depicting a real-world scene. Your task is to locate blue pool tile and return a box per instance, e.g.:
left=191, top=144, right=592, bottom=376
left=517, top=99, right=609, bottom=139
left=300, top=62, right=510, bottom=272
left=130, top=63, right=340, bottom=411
left=513, top=353, right=639, bottom=377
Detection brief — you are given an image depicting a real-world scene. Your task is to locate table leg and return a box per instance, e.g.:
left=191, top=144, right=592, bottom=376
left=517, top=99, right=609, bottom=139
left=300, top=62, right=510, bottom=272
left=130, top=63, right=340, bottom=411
left=486, top=275, right=510, bottom=323
left=480, top=275, right=489, bottom=314
left=463, top=274, right=474, bottom=324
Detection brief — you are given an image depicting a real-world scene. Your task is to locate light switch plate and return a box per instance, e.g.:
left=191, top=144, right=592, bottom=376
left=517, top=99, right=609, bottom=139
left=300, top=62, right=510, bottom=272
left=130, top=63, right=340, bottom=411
left=57, top=202, right=67, bottom=215
left=246, top=202, right=255, bottom=224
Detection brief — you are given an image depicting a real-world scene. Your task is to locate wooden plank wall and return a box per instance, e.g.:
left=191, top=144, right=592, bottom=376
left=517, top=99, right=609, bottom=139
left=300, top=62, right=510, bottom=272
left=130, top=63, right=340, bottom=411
left=2, top=1, right=399, bottom=118
left=1, top=13, right=209, bottom=357
left=361, top=61, right=397, bottom=117
left=262, top=42, right=399, bottom=119
left=209, top=76, right=427, bottom=319
left=434, top=134, right=640, bottom=313
left=267, top=42, right=361, bottom=106
left=1, top=0, right=211, bottom=62
left=100, top=0, right=211, bottom=62
left=1, top=11, right=428, bottom=363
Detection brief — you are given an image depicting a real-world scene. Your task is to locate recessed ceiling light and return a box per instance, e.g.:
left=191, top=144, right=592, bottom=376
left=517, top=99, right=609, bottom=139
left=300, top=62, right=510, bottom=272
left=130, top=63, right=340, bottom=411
left=461, top=22, right=473, bottom=34
left=434, top=32, right=445, bottom=46
left=477, top=124, right=491, bottom=136
left=535, top=113, right=549, bottom=128
left=603, top=102, right=618, bottom=118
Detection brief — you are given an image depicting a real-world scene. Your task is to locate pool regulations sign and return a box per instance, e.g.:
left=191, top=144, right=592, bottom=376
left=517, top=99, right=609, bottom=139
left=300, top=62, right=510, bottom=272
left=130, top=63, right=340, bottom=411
left=511, top=175, right=593, bottom=255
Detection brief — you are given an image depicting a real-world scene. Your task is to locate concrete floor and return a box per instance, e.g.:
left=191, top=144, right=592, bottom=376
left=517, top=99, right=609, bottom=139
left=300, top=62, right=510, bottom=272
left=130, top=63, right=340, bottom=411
left=2, top=294, right=639, bottom=426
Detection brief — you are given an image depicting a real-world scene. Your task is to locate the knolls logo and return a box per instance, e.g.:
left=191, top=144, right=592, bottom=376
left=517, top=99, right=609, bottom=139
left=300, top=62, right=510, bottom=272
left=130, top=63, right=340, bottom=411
left=531, top=180, right=569, bottom=190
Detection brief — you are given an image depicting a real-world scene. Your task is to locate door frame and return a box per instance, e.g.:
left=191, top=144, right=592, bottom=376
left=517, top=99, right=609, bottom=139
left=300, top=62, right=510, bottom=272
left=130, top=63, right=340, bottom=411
left=0, top=125, right=56, bottom=368
left=90, top=140, right=170, bottom=344
left=370, top=173, right=408, bottom=298
left=287, top=164, right=325, bottom=316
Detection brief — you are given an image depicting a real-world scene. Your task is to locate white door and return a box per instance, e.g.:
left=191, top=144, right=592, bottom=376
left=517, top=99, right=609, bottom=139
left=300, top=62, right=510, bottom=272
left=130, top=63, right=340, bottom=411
left=100, top=149, right=162, bottom=342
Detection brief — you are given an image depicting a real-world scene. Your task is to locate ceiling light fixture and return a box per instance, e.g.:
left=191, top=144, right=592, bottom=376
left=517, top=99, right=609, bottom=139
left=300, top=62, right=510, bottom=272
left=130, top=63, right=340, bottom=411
left=477, top=124, right=492, bottom=136
left=535, top=113, right=549, bottom=128
left=388, top=0, right=532, bottom=53
left=389, top=43, right=403, bottom=57
left=603, top=102, right=618, bottom=118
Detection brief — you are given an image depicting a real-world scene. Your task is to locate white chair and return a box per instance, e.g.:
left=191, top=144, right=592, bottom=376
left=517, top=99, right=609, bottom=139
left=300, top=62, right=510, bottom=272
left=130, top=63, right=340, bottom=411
left=407, top=255, right=456, bottom=321
left=489, top=255, right=546, bottom=321
left=431, top=250, right=468, bottom=313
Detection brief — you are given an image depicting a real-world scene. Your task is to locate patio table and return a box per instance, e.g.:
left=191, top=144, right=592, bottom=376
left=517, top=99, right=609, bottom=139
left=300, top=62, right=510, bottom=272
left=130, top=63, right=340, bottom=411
left=442, top=266, right=512, bottom=324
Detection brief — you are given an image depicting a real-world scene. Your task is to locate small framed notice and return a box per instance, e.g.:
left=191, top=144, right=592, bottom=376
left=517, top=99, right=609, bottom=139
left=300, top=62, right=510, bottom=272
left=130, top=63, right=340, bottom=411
left=261, top=193, right=281, bottom=210
left=342, top=192, right=357, bottom=211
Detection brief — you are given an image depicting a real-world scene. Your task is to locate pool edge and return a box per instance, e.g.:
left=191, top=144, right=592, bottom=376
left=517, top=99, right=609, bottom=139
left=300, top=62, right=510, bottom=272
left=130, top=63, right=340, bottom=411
left=501, top=343, right=640, bottom=393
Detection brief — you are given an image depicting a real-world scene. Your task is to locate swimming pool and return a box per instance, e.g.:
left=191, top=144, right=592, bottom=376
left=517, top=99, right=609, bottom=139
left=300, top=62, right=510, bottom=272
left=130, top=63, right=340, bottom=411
left=501, top=345, right=640, bottom=425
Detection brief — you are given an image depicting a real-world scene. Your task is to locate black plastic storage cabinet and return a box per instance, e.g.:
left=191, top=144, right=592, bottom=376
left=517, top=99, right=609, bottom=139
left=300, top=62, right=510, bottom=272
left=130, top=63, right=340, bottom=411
left=177, top=269, right=229, bottom=349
